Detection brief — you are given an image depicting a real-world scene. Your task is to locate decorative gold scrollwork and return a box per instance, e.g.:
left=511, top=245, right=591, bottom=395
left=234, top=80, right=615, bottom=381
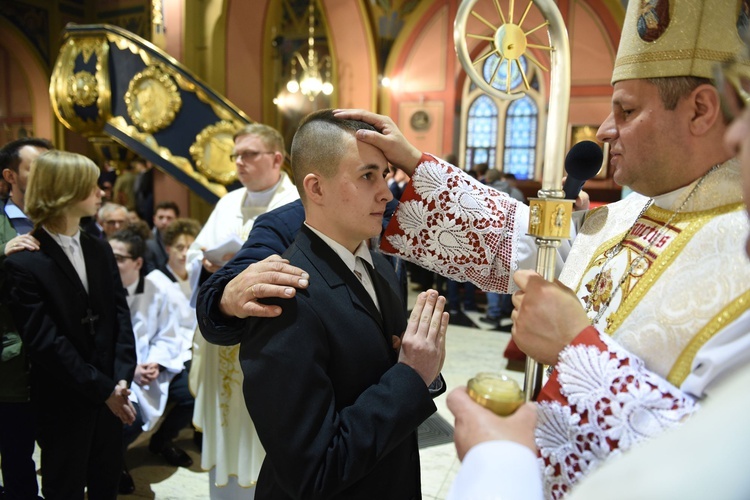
left=108, top=116, right=228, bottom=198
left=67, top=71, right=99, bottom=107
left=49, top=36, right=111, bottom=135
left=124, top=65, right=182, bottom=133
left=189, top=121, right=242, bottom=185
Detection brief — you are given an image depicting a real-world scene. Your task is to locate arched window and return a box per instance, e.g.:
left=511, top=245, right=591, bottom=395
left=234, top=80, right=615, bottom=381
left=460, top=53, right=545, bottom=180
left=504, top=96, right=538, bottom=179
left=465, top=95, right=498, bottom=168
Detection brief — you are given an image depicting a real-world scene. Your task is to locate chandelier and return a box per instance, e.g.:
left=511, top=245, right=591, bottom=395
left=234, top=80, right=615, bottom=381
left=286, top=0, right=333, bottom=101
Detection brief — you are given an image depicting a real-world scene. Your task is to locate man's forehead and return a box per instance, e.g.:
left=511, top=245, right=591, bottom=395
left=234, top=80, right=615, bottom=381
left=235, top=133, right=264, bottom=145
left=611, top=79, right=657, bottom=102
left=108, top=209, right=127, bottom=219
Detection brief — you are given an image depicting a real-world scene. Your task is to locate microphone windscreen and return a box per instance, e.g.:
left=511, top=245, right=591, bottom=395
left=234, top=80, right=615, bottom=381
left=564, top=140, right=603, bottom=180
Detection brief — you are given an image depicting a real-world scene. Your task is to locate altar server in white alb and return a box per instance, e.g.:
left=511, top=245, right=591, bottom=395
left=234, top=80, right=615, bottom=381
left=150, top=218, right=202, bottom=361
left=187, top=123, right=299, bottom=498
left=334, top=1, right=750, bottom=496
left=109, top=227, right=192, bottom=494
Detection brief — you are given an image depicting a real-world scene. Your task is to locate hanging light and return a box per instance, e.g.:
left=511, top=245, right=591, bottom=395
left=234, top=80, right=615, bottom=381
left=285, top=0, right=333, bottom=101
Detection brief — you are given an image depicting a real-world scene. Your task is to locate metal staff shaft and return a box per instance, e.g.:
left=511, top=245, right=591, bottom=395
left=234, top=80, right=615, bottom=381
left=453, top=0, right=573, bottom=401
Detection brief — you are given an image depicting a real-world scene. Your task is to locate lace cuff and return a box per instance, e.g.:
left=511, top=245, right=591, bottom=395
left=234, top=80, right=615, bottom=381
left=536, top=326, right=698, bottom=499
left=381, top=153, right=524, bottom=293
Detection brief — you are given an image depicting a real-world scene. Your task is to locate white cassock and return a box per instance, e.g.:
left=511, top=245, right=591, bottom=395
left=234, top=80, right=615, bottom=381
left=148, top=268, right=196, bottom=365
left=187, top=172, right=299, bottom=492
left=126, top=274, right=184, bottom=431
left=383, top=155, right=750, bottom=498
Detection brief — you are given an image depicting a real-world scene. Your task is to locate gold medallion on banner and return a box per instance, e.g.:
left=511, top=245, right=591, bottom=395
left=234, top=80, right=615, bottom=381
left=67, top=71, right=98, bottom=107
left=125, top=65, right=182, bottom=133
left=189, top=121, right=241, bottom=185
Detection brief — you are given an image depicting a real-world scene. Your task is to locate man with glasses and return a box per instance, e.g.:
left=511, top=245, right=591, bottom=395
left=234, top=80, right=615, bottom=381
left=186, top=123, right=299, bottom=498
left=97, top=202, right=130, bottom=237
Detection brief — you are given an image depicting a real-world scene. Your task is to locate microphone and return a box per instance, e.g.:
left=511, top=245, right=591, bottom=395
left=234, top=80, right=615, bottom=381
left=563, top=140, right=604, bottom=200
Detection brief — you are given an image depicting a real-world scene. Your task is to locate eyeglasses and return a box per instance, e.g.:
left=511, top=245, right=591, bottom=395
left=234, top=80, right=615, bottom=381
left=104, top=219, right=126, bottom=227
left=714, top=55, right=750, bottom=122
left=229, top=150, right=274, bottom=162
left=113, top=253, right=135, bottom=263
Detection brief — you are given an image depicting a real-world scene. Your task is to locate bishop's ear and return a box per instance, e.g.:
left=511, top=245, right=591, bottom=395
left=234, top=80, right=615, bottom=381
left=688, top=84, right=722, bottom=135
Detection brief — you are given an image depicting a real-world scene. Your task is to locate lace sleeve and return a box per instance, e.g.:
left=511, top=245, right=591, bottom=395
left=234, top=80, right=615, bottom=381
left=536, top=326, right=699, bottom=499
left=380, top=153, right=528, bottom=293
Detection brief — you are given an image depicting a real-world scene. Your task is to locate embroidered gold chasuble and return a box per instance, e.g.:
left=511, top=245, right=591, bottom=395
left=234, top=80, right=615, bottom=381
left=382, top=155, right=750, bottom=499
left=559, top=158, right=750, bottom=384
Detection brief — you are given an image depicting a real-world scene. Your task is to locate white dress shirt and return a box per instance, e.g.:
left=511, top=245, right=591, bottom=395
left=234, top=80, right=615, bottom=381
left=45, top=228, right=88, bottom=293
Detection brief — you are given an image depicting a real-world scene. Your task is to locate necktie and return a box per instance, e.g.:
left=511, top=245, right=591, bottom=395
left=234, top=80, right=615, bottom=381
left=354, top=258, right=379, bottom=311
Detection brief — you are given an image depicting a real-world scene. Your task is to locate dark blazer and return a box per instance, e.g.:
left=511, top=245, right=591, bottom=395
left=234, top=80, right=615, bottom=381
left=197, top=199, right=305, bottom=345
left=240, top=226, right=436, bottom=499
left=4, top=228, right=136, bottom=405
left=145, top=228, right=168, bottom=274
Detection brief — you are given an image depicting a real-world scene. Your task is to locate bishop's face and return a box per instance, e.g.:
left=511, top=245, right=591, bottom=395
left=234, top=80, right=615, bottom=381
left=597, top=79, right=690, bottom=197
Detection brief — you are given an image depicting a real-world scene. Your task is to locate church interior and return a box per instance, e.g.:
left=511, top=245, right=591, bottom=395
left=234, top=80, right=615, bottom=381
left=2, top=0, right=631, bottom=498
left=1, top=0, right=628, bottom=216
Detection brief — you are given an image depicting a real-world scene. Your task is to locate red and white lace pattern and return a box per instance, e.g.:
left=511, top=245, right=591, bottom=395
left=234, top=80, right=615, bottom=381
left=381, top=154, right=524, bottom=293
left=536, top=327, right=699, bottom=499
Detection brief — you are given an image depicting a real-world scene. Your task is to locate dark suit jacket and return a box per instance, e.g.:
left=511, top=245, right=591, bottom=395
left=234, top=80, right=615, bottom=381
left=240, top=226, right=436, bottom=499
left=4, top=228, right=136, bottom=406
left=145, top=228, right=168, bottom=274
left=197, top=199, right=305, bottom=345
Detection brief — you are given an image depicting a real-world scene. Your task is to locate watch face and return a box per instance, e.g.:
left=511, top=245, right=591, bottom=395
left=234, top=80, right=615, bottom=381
left=410, top=110, right=431, bottom=131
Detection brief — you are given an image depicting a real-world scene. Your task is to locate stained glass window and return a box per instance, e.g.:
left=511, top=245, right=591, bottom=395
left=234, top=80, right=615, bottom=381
left=465, top=95, right=498, bottom=170
left=504, top=95, right=538, bottom=179
left=461, top=52, right=543, bottom=179
left=483, top=53, right=528, bottom=92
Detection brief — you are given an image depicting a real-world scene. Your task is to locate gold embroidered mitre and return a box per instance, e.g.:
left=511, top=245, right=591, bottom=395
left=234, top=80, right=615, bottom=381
left=612, top=0, right=750, bottom=83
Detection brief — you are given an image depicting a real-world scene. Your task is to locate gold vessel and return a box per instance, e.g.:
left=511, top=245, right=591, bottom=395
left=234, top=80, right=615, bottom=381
left=467, top=372, right=524, bottom=416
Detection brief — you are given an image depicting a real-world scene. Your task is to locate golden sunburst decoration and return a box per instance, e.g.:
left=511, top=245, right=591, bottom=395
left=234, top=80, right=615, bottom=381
left=468, top=0, right=551, bottom=93
left=454, top=0, right=561, bottom=101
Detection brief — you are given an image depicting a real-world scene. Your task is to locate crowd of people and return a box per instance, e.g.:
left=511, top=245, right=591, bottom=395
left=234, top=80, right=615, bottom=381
left=1, top=0, right=749, bottom=499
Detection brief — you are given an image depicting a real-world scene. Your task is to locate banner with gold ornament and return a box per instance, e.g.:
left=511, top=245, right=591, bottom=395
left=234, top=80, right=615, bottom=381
left=49, top=24, right=263, bottom=203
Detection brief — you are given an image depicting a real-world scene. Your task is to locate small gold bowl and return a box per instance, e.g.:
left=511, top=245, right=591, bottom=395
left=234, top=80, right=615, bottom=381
left=467, top=372, right=524, bottom=416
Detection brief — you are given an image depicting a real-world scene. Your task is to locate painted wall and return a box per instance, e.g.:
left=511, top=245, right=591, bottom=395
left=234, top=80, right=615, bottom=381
left=0, top=0, right=627, bottom=210
left=0, top=17, right=54, bottom=143
left=382, top=0, right=622, bottom=159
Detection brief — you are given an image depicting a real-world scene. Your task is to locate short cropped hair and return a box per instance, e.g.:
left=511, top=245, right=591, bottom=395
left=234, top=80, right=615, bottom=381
left=25, top=151, right=99, bottom=230
left=163, top=218, right=202, bottom=247
left=154, top=200, right=180, bottom=217
left=233, top=123, right=285, bottom=153
left=648, top=76, right=713, bottom=110
left=98, top=202, right=128, bottom=221
left=0, top=137, right=54, bottom=173
left=109, top=226, right=147, bottom=260
left=290, top=109, right=377, bottom=202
